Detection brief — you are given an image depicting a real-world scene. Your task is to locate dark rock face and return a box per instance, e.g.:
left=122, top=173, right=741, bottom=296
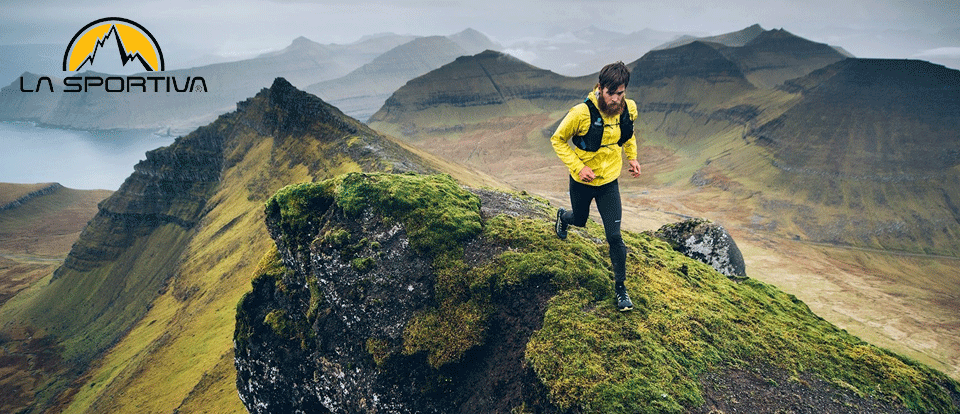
left=654, top=218, right=747, bottom=278
left=238, top=205, right=439, bottom=412
left=234, top=179, right=555, bottom=413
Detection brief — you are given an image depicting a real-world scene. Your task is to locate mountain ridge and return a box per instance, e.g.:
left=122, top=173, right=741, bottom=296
left=0, top=77, right=485, bottom=414
left=307, top=29, right=500, bottom=121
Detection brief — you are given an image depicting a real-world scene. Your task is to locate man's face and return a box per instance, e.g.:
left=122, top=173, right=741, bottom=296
left=597, top=84, right=626, bottom=115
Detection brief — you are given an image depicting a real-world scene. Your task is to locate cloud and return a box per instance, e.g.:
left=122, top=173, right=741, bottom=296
left=913, top=47, right=960, bottom=58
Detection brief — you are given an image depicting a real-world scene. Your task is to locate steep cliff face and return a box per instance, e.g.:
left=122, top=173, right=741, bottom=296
left=236, top=173, right=555, bottom=413
left=235, top=172, right=960, bottom=414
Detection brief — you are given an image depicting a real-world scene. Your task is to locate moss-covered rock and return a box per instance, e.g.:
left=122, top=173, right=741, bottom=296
left=236, top=172, right=960, bottom=414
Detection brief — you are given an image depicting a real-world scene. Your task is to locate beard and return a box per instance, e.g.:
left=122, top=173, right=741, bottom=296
left=597, top=94, right=624, bottom=116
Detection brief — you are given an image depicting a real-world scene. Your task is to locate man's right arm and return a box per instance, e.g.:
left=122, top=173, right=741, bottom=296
left=551, top=106, right=588, bottom=177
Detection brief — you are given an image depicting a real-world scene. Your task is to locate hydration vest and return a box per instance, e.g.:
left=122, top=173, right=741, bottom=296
left=571, top=98, right=634, bottom=152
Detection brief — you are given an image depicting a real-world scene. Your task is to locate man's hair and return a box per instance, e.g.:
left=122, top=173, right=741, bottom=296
left=598, top=61, right=630, bottom=91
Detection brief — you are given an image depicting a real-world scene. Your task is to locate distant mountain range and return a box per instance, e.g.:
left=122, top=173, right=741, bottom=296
left=0, top=29, right=496, bottom=131
left=306, top=29, right=499, bottom=121
left=0, top=25, right=854, bottom=131
left=369, top=26, right=960, bottom=256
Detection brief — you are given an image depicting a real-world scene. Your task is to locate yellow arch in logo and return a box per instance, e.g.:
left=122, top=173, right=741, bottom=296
left=63, top=17, right=164, bottom=72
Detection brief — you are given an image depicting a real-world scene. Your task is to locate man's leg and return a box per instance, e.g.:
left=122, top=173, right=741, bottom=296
left=557, top=177, right=594, bottom=239
left=595, top=180, right=632, bottom=311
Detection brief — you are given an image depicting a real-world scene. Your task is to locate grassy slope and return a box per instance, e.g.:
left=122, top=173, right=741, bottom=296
left=0, top=184, right=110, bottom=413
left=0, top=184, right=111, bottom=258
left=0, top=183, right=111, bottom=308
left=40, top=86, right=503, bottom=413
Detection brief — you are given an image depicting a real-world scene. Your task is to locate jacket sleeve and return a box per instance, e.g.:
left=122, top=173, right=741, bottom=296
left=622, top=100, right=639, bottom=161
left=551, top=105, right=589, bottom=176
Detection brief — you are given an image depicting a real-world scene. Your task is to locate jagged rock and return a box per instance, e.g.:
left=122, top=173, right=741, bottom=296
left=235, top=173, right=557, bottom=413
left=653, top=218, right=747, bottom=278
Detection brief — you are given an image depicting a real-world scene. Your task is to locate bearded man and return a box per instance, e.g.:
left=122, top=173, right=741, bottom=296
left=551, top=61, right=641, bottom=312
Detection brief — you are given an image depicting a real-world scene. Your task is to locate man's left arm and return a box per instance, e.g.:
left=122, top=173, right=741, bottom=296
left=624, top=101, right=641, bottom=177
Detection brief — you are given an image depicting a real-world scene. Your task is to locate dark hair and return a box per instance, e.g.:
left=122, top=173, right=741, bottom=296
left=598, top=61, right=630, bottom=91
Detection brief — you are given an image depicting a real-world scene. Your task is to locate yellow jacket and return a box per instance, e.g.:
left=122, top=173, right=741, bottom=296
left=551, top=88, right=638, bottom=186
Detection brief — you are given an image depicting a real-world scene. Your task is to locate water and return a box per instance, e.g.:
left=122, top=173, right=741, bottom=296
left=0, top=121, right=177, bottom=190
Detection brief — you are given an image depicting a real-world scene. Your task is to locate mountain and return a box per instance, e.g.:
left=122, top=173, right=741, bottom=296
left=738, top=58, right=960, bottom=254
left=306, top=29, right=500, bottom=121
left=368, top=29, right=956, bottom=254
left=234, top=170, right=960, bottom=413
left=0, top=35, right=408, bottom=131
left=367, top=49, right=589, bottom=189
left=654, top=23, right=767, bottom=50
left=1, top=73, right=957, bottom=413
left=0, top=77, right=496, bottom=414
left=713, top=29, right=848, bottom=88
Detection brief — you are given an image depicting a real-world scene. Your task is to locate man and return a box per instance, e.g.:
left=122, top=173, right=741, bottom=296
left=551, top=61, right=641, bottom=312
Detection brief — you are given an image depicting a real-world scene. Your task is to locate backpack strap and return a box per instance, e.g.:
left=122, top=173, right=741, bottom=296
left=572, top=99, right=634, bottom=152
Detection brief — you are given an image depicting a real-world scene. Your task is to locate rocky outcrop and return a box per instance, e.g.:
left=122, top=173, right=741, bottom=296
left=235, top=172, right=960, bottom=414
left=235, top=173, right=556, bottom=413
left=653, top=218, right=747, bottom=279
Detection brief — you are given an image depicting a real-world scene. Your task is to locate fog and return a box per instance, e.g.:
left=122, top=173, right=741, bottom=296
left=2, top=0, right=958, bottom=72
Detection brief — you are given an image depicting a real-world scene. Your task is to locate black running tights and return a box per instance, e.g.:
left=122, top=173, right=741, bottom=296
left=560, top=177, right=627, bottom=284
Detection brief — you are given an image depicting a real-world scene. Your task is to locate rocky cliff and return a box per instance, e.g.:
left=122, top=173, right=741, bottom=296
left=235, top=172, right=960, bottom=413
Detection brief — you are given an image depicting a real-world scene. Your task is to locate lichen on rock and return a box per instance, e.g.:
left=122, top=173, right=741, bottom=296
left=652, top=218, right=747, bottom=279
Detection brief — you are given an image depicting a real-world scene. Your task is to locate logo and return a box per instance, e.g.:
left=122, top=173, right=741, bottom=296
left=20, top=17, right=206, bottom=93
left=63, top=17, right=164, bottom=72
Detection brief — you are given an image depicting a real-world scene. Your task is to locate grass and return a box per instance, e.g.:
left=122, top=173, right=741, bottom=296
left=520, top=223, right=959, bottom=413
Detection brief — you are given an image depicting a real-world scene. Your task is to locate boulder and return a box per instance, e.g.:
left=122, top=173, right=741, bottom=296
left=654, top=218, right=747, bottom=279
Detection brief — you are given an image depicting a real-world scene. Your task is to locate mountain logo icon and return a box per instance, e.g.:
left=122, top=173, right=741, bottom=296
left=62, top=17, right=164, bottom=72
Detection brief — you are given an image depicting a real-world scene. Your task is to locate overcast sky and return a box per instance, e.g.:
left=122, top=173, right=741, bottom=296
left=2, top=0, right=959, bottom=68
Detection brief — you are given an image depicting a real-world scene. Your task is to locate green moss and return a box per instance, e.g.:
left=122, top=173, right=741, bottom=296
left=336, top=172, right=482, bottom=256
left=306, top=277, right=323, bottom=320
left=366, top=338, right=393, bottom=366
left=322, top=228, right=350, bottom=248
left=402, top=299, right=487, bottom=368
left=265, top=181, right=337, bottom=253
left=263, top=310, right=293, bottom=337
left=520, top=226, right=959, bottom=413
left=350, top=257, right=375, bottom=273
left=483, top=216, right=611, bottom=297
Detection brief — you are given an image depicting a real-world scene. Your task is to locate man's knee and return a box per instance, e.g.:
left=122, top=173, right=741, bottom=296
left=605, top=230, right=624, bottom=247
